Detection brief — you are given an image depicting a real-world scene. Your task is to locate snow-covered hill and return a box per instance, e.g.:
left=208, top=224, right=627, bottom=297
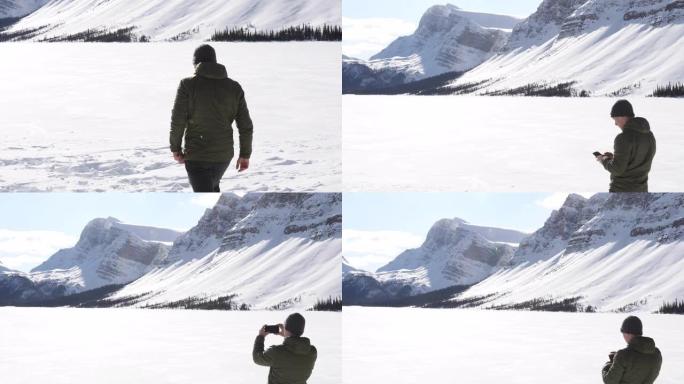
left=109, top=193, right=342, bottom=310
left=343, top=219, right=527, bottom=302
left=0, top=0, right=49, bottom=19
left=29, top=218, right=182, bottom=294
left=343, top=4, right=521, bottom=91
left=5, top=0, right=341, bottom=41
left=448, top=0, right=684, bottom=95
left=457, top=193, right=684, bottom=312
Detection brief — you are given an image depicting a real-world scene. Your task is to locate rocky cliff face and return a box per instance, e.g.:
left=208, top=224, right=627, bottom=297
left=505, top=0, right=586, bottom=50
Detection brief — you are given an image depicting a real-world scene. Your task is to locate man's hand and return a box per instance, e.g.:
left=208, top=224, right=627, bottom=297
left=277, top=323, right=285, bottom=337
left=173, top=152, right=185, bottom=164
left=608, top=351, right=616, bottom=361
left=596, top=153, right=613, bottom=163
left=236, top=157, right=250, bottom=172
left=258, top=325, right=268, bottom=337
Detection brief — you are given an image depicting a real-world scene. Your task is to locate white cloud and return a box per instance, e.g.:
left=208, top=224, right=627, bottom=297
left=343, top=17, right=416, bottom=60
left=190, top=194, right=221, bottom=208
left=535, top=192, right=596, bottom=210
left=0, top=229, right=77, bottom=273
left=343, top=229, right=424, bottom=272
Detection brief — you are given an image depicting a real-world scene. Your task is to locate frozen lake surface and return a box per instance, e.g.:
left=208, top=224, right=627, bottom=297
left=343, top=96, right=684, bottom=192
left=343, top=307, right=684, bottom=384
left=0, top=307, right=340, bottom=384
left=0, top=42, right=340, bottom=192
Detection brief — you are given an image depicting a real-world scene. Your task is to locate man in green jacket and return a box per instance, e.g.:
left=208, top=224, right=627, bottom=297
left=253, top=313, right=317, bottom=384
left=602, top=316, right=662, bottom=384
left=596, top=100, right=656, bottom=192
left=169, top=44, right=254, bottom=192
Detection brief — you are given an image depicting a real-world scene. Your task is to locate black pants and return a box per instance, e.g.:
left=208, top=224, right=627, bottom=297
left=184, top=160, right=231, bottom=192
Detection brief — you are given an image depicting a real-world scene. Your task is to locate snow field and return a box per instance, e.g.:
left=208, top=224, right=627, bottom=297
left=0, top=42, right=341, bottom=192
left=0, top=307, right=341, bottom=384
left=343, top=95, right=684, bottom=192
left=343, top=307, right=684, bottom=384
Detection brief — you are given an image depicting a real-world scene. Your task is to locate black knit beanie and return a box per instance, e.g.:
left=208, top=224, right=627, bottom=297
left=285, top=313, right=306, bottom=337
left=620, top=316, right=643, bottom=336
left=611, top=99, right=635, bottom=118
left=193, top=44, right=217, bottom=65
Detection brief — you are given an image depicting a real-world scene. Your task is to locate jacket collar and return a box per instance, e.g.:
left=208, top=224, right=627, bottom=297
left=195, top=62, right=228, bottom=79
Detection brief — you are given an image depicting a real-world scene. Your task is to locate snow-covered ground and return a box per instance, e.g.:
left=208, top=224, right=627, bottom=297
left=343, top=96, right=684, bottom=192
left=0, top=42, right=340, bottom=192
left=0, top=307, right=340, bottom=384
left=343, top=307, right=684, bottom=384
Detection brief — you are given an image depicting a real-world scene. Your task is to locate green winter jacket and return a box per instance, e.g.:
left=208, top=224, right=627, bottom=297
left=601, top=117, right=656, bottom=192
left=253, top=335, right=317, bottom=384
left=169, top=62, right=253, bottom=162
left=602, top=336, right=662, bottom=384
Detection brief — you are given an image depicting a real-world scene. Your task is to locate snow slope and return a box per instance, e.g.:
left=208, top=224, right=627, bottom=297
left=0, top=307, right=341, bottom=384
left=109, top=193, right=342, bottom=310
left=5, top=0, right=340, bottom=41
left=0, top=0, right=49, bottom=19
left=0, top=42, right=341, bottom=192
left=29, top=217, right=181, bottom=294
left=449, top=0, right=684, bottom=95
left=458, top=193, right=684, bottom=312
left=344, top=307, right=684, bottom=384
left=343, top=96, right=684, bottom=192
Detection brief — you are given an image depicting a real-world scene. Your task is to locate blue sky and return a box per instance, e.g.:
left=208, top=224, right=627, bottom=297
left=343, top=192, right=592, bottom=272
left=344, top=0, right=541, bottom=20
left=343, top=1, right=540, bottom=59
left=0, top=193, right=219, bottom=272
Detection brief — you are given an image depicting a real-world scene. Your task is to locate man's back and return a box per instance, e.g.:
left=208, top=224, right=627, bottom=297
left=253, top=336, right=318, bottom=384
left=602, top=117, right=656, bottom=192
left=602, top=336, right=662, bottom=384
left=170, top=62, right=253, bottom=162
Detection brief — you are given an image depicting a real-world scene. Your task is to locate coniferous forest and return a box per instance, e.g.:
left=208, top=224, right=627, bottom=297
left=212, top=24, right=342, bottom=42
left=650, top=82, right=684, bottom=97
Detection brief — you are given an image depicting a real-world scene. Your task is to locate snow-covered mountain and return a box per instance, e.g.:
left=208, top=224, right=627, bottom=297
left=4, top=0, right=341, bottom=41
left=343, top=4, right=521, bottom=91
left=108, top=193, right=342, bottom=310
left=29, top=218, right=182, bottom=294
left=456, top=193, right=684, bottom=312
left=343, top=219, right=527, bottom=302
left=0, top=0, right=49, bottom=19
left=448, top=0, right=684, bottom=95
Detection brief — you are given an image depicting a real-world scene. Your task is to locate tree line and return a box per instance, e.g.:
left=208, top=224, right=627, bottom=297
left=212, top=24, right=341, bottom=42
left=650, top=82, right=684, bottom=97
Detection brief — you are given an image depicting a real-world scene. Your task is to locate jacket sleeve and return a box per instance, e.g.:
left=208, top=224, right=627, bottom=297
left=644, top=350, right=663, bottom=384
left=602, top=351, right=626, bottom=384
left=252, top=335, right=275, bottom=366
left=170, top=79, right=189, bottom=153
left=235, top=85, right=254, bottom=159
left=601, top=133, right=629, bottom=176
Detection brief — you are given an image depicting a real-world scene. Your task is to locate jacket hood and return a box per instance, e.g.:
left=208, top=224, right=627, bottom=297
left=284, top=337, right=314, bottom=355
left=624, top=117, right=651, bottom=134
left=195, top=62, right=228, bottom=79
left=628, top=336, right=657, bottom=354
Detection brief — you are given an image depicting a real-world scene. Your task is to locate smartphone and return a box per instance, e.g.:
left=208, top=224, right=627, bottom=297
left=593, top=151, right=602, bottom=157
left=265, top=325, right=280, bottom=334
